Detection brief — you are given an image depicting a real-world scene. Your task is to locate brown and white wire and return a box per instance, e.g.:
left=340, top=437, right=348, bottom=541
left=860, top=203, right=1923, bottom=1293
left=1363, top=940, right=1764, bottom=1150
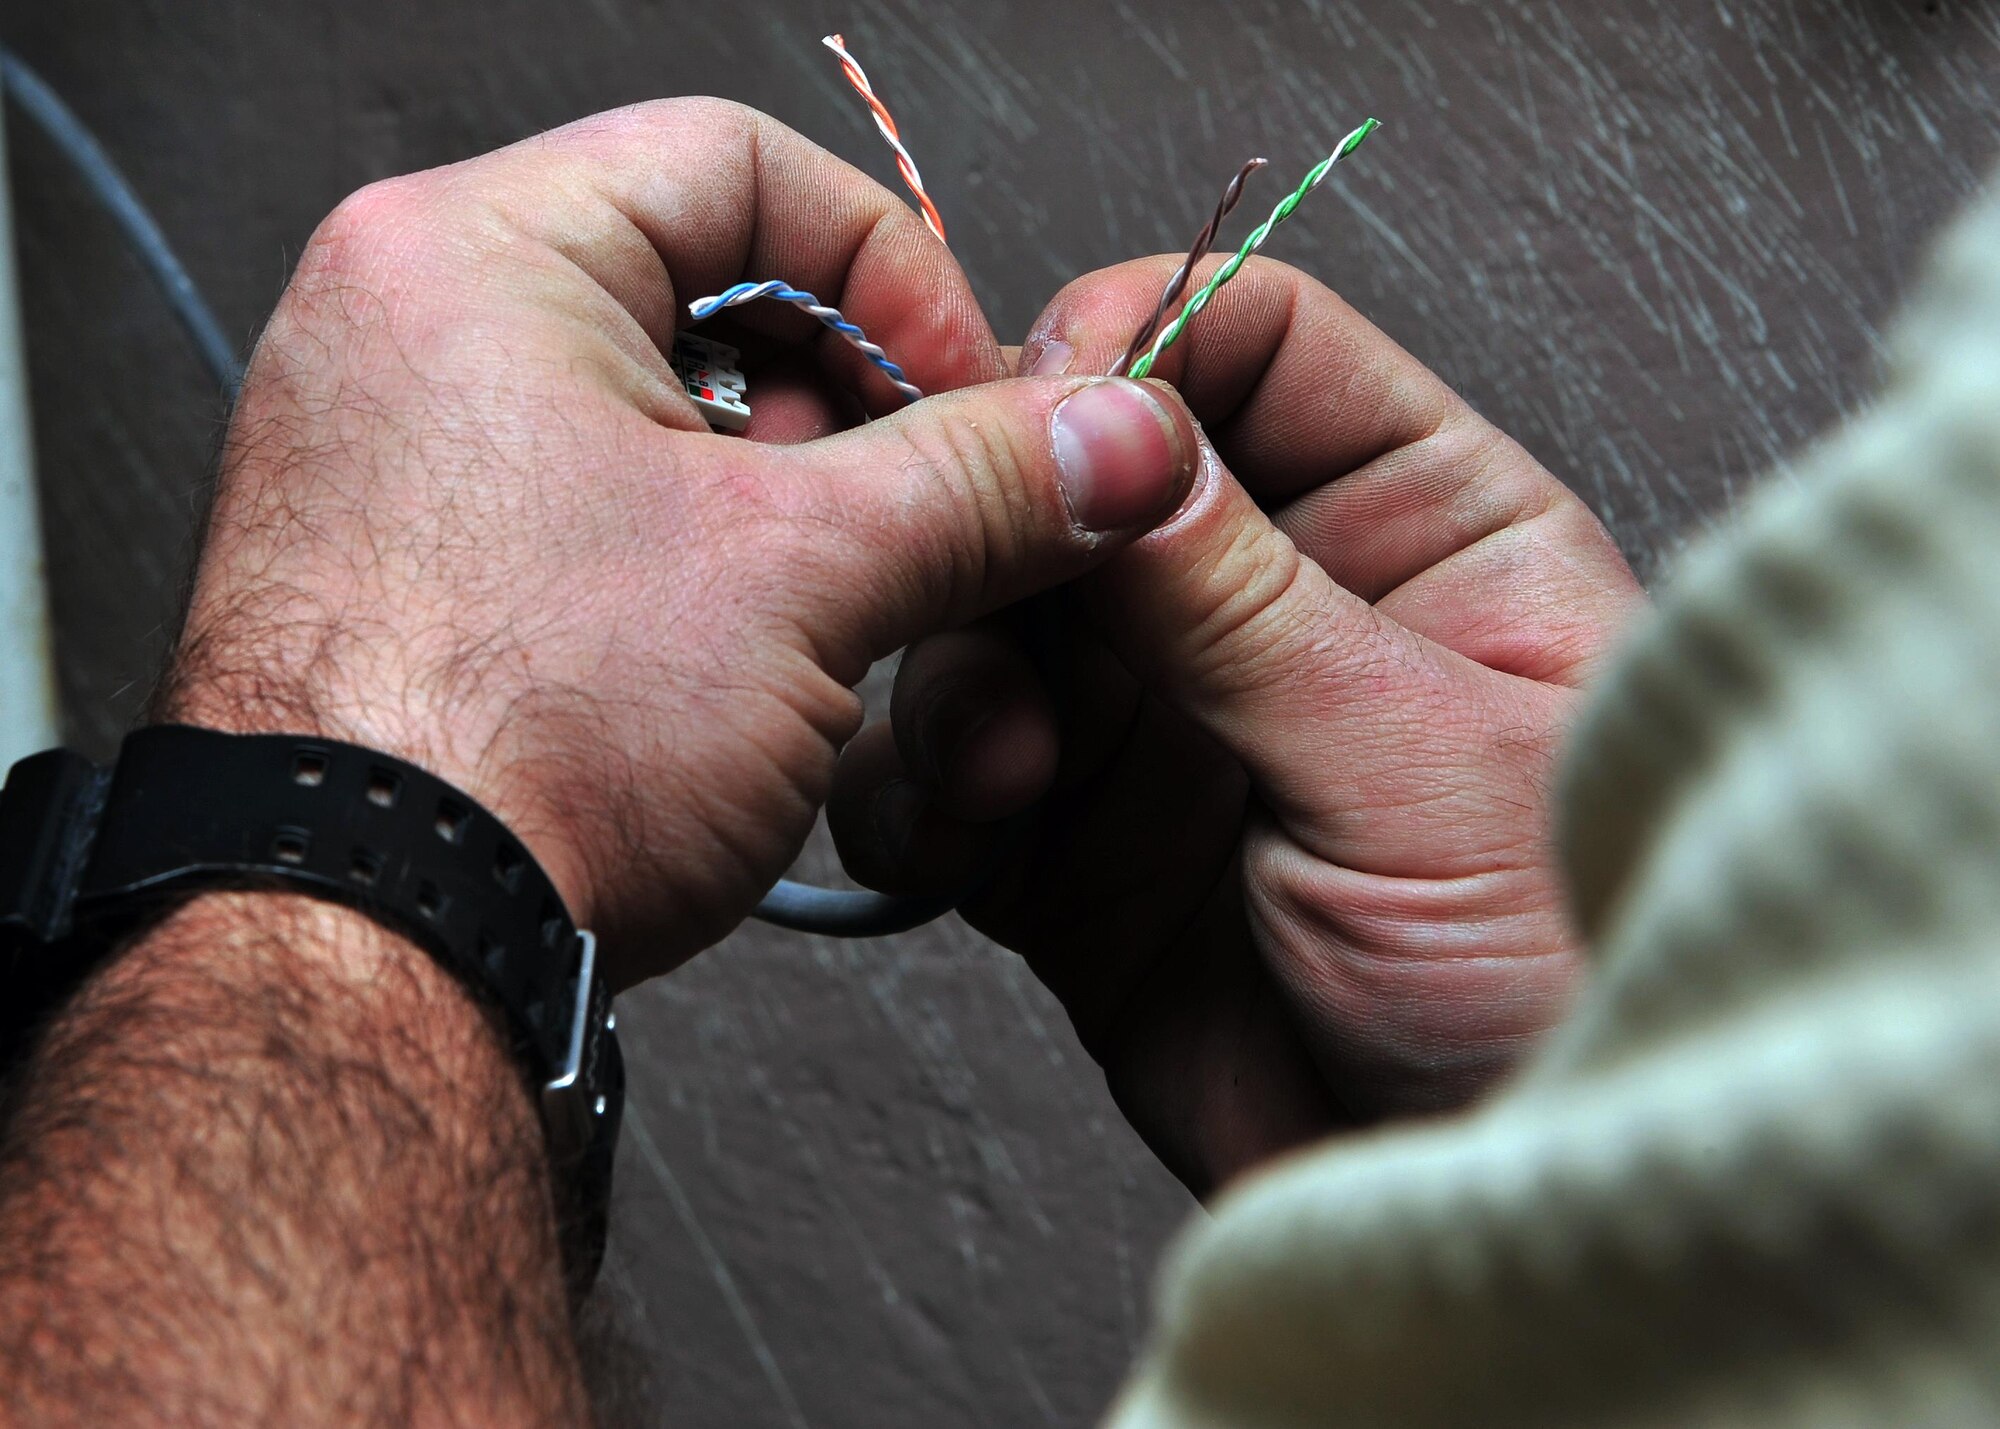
left=1109, top=156, right=1267, bottom=378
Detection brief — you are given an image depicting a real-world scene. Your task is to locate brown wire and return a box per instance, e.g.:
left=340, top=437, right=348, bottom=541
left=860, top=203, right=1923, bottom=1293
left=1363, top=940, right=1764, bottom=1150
left=1109, top=156, right=1268, bottom=378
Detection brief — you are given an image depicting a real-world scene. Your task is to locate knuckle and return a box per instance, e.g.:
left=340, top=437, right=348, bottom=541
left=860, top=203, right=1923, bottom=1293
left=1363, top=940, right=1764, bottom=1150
left=274, top=179, right=448, bottom=361
left=1234, top=253, right=1310, bottom=291
left=1425, top=418, right=1557, bottom=534
left=1039, top=255, right=1182, bottom=333
left=559, top=94, right=759, bottom=151
left=1179, top=520, right=1414, bottom=711
left=647, top=94, right=761, bottom=133
left=1181, top=522, right=1314, bottom=685
left=301, top=175, right=435, bottom=285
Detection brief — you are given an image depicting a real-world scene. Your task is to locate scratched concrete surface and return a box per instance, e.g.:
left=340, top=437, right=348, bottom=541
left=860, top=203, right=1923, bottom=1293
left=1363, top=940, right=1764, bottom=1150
left=6, top=2, right=1999, bottom=1424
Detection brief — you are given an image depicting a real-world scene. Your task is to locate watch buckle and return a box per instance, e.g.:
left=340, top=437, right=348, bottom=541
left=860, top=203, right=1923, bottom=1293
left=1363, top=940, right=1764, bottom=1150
left=0, top=749, right=104, bottom=955
left=540, top=928, right=616, bottom=1162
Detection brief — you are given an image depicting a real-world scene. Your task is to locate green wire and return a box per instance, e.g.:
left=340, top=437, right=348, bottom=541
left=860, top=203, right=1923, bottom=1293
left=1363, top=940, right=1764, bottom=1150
left=1128, top=117, right=1381, bottom=381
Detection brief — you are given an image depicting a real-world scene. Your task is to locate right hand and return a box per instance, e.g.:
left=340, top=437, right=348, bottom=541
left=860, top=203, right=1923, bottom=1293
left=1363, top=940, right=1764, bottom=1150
left=830, top=257, right=1646, bottom=1194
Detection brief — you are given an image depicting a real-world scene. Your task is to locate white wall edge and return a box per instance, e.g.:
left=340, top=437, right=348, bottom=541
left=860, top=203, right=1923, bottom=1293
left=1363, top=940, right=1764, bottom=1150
left=0, top=96, right=62, bottom=764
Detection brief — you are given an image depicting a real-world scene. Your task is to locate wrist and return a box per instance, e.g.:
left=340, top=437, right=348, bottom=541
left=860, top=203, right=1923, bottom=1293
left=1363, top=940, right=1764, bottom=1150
left=155, top=634, right=604, bottom=932
left=20, top=894, right=548, bottom=1199
left=0, top=893, right=586, bottom=1425
left=1, top=722, right=623, bottom=1284
left=62, top=892, right=531, bottom=1115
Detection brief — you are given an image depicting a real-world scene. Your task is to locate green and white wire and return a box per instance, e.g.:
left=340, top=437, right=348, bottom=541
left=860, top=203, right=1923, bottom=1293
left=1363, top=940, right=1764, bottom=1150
left=1128, top=117, right=1380, bottom=381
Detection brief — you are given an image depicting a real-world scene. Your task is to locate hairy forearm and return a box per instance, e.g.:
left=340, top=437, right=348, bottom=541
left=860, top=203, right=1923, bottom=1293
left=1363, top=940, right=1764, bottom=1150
left=0, top=893, right=588, bottom=1426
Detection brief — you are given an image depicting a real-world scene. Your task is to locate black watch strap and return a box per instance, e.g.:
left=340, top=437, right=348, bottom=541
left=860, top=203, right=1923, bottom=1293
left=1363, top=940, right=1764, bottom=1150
left=0, top=724, right=623, bottom=1289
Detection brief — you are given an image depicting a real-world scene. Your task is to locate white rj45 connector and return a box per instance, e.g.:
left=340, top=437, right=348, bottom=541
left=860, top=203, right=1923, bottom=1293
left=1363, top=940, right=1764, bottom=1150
left=669, top=330, right=751, bottom=432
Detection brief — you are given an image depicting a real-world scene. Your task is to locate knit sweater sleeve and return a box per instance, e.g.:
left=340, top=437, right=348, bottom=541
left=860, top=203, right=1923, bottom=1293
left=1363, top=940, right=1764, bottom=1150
left=1103, top=178, right=2000, bottom=1429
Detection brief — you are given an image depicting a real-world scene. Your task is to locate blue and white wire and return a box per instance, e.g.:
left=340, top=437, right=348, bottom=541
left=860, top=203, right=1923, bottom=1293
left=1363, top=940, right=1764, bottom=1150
left=688, top=280, right=923, bottom=404
left=1, top=48, right=242, bottom=396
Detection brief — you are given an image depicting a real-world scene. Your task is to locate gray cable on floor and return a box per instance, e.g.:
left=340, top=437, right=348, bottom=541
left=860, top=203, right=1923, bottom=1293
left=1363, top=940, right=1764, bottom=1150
left=752, top=880, right=956, bottom=936
left=1, top=47, right=951, bottom=936
left=1, top=48, right=241, bottom=397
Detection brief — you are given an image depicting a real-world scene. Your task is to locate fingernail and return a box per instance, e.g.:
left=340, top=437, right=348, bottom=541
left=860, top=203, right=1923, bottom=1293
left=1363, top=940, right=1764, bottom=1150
left=872, top=779, right=929, bottom=864
left=1025, top=338, right=1073, bottom=376
left=1050, top=379, right=1194, bottom=531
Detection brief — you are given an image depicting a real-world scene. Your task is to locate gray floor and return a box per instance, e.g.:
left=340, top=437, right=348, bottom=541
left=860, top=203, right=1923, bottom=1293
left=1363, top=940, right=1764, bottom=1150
left=7, top=2, right=1999, bottom=1424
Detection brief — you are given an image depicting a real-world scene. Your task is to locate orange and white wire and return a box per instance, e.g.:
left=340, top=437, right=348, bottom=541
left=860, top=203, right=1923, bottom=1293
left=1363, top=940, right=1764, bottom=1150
left=822, top=33, right=947, bottom=244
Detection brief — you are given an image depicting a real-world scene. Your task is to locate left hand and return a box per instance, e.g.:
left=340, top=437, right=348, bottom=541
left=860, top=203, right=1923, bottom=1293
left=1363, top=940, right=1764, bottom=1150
left=159, top=99, right=1200, bottom=988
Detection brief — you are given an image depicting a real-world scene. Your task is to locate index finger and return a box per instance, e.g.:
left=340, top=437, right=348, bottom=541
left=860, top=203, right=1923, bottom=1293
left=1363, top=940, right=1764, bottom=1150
left=424, top=97, right=1006, bottom=411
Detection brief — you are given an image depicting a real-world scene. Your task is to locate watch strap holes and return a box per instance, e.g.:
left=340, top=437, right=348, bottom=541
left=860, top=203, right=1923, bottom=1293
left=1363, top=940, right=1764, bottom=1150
left=493, top=841, right=524, bottom=893
left=272, top=827, right=311, bottom=865
left=366, top=767, right=402, bottom=808
left=434, top=798, right=469, bottom=845
left=291, top=749, right=329, bottom=787
left=349, top=846, right=382, bottom=887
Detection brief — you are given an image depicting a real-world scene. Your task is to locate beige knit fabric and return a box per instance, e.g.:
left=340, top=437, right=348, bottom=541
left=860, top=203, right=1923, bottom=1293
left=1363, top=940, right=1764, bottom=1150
left=1106, top=180, right=2000, bottom=1429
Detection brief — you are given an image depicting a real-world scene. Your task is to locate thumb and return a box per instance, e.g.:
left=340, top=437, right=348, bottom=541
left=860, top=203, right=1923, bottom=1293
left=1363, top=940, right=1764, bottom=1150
left=767, top=376, right=1199, bottom=662
left=1084, top=444, right=1521, bottom=874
